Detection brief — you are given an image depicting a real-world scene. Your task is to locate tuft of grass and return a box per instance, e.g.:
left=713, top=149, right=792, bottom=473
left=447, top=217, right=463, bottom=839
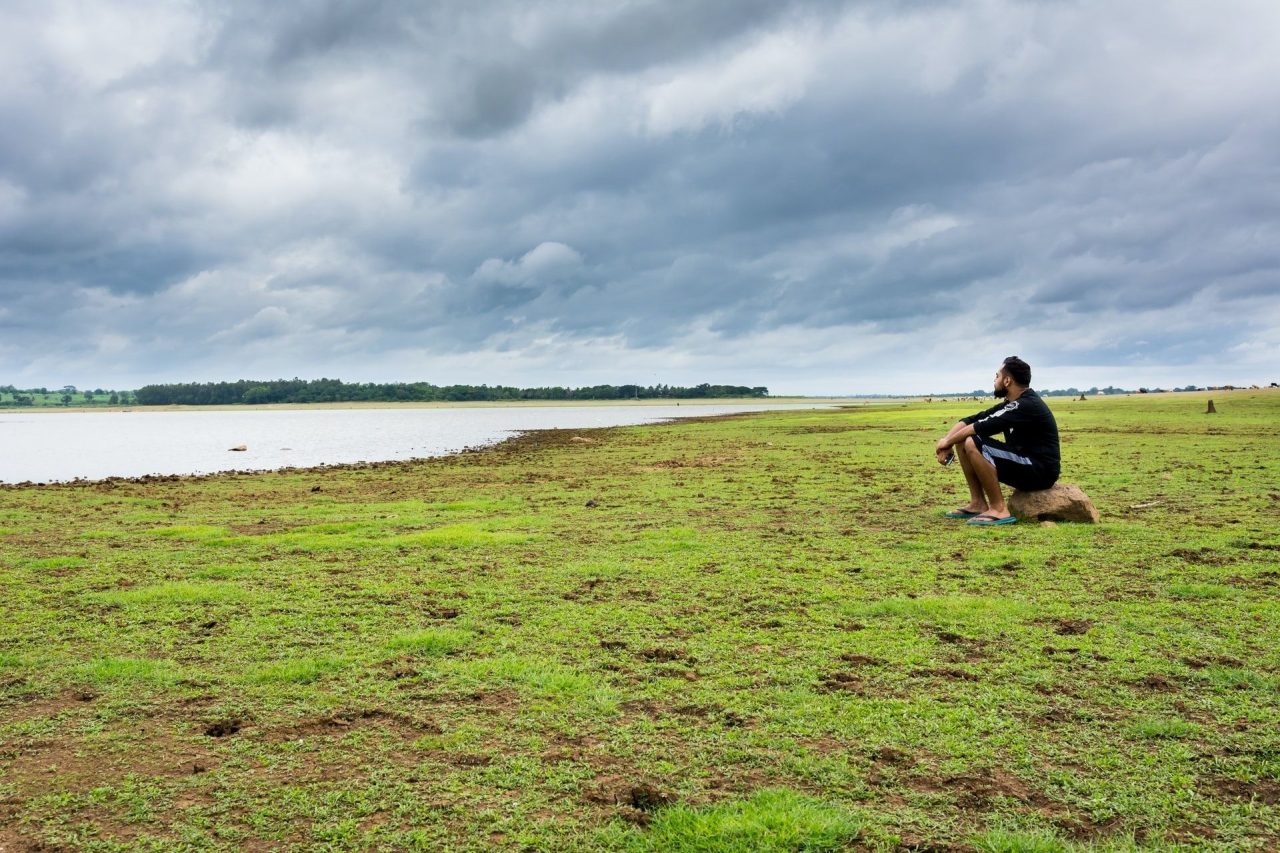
left=851, top=595, right=1030, bottom=623
left=1126, top=717, right=1199, bottom=739
left=23, top=556, right=88, bottom=570
left=192, top=563, right=257, bottom=580
left=453, top=656, right=617, bottom=707
left=144, top=525, right=229, bottom=541
left=78, top=657, right=180, bottom=686
left=1167, top=583, right=1237, bottom=600
left=392, top=523, right=532, bottom=548
left=89, top=581, right=252, bottom=607
left=386, top=628, right=472, bottom=657
left=1200, top=666, right=1273, bottom=691
left=635, top=526, right=705, bottom=554
left=613, top=788, right=863, bottom=852
left=972, top=828, right=1072, bottom=853
left=246, top=656, right=346, bottom=684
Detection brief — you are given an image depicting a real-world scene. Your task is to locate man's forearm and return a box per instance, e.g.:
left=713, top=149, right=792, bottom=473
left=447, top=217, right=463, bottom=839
left=938, top=421, right=976, bottom=450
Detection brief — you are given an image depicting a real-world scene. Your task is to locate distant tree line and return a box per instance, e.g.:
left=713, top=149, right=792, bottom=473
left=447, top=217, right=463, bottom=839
left=960, top=385, right=1133, bottom=397
left=131, top=379, right=769, bottom=406
left=0, top=385, right=133, bottom=407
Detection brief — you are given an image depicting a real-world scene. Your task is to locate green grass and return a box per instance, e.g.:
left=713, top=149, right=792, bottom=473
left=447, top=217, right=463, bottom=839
left=88, top=581, right=254, bottom=607
left=606, top=788, right=863, bottom=851
left=385, top=628, right=473, bottom=656
left=247, top=656, right=347, bottom=684
left=1126, top=717, right=1199, bottom=740
left=1167, top=582, right=1237, bottom=599
left=76, top=657, right=182, bottom=686
left=1, top=389, right=1278, bottom=850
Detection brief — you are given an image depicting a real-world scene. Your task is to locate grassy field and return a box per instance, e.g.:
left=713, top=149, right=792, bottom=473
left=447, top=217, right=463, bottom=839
left=1, top=390, right=1277, bottom=851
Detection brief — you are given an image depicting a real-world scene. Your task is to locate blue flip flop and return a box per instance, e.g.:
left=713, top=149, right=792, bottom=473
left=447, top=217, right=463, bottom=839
left=944, top=509, right=983, bottom=519
left=967, top=513, right=1017, bottom=526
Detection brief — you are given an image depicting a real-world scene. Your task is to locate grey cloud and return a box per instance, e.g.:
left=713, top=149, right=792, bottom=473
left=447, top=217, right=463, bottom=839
left=1, top=0, right=1278, bottom=390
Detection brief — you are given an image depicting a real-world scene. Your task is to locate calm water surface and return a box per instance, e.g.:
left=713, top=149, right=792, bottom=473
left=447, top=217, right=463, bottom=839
left=0, top=404, right=827, bottom=483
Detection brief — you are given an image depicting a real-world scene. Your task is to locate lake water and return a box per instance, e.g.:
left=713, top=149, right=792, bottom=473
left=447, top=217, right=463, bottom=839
left=0, top=403, right=828, bottom=483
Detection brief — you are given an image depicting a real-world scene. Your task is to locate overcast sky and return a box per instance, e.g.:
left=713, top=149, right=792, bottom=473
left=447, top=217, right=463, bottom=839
left=2, top=0, right=1277, bottom=394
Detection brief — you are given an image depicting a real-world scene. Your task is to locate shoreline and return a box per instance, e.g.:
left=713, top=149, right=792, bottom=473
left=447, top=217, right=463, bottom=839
left=5, top=386, right=1273, bottom=415
left=2, top=396, right=862, bottom=414
left=0, top=406, right=797, bottom=489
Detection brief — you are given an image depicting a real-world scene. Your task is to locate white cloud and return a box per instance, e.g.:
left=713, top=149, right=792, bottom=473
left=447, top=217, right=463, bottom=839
left=643, top=28, right=816, bottom=136
left=473, top=241, right=584, bottom=284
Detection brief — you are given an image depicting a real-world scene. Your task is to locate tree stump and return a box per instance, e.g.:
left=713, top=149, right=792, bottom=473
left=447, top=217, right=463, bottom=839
left=1206, top=399, right=1216, bottom=414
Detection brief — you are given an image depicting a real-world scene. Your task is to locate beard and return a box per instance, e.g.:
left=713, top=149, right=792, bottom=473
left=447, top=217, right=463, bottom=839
left=994, top=386, right=1009, bottom=399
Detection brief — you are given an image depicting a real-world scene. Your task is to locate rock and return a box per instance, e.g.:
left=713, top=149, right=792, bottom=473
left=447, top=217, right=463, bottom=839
left=1008, top=483, right=1100, bottom=523
left=228, top=445, right=247, bottom=452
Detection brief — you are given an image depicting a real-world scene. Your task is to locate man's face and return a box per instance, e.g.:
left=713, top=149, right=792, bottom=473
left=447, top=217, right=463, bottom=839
left=993, top=368, right=1010, bottom=398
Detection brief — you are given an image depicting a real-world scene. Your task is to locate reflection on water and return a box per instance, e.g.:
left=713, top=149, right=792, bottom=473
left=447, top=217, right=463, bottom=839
left=0, top=404, right=826, bottom=483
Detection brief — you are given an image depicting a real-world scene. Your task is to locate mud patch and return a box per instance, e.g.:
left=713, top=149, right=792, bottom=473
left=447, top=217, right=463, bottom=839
left=910, top=667, right=980, bottom=682
left=268, top=708, right=440, bottom=741
left=839, top=653, right=885, bottom=666
left=909, top=767, right=1053, bottom=812
left=1204, top=777, right=1280, bottom=805
left=203, top=718, right=242, bottom=738
left=894, top=837, right=968, bottom=853
left=1031, top=705, right=1084, bottom=724
left=1050, top=618, right=1093, bottom=636
left=585, top=776, right=675, bottom=826
left=1168, top=547, right=1230, bottom=565
left=1181, top=654, right=1244, bottom=670
left=817, top=671, right=865, bottom=693
left=637, top=647, right=692, bottom=664
left=1129, top=674, right=1180, bottom=692
left=871, top=746, right=914, bottom=766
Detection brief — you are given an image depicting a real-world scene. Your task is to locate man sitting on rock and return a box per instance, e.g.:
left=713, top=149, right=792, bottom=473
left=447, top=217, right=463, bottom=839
left=935, top=356, right=1060, bottom=526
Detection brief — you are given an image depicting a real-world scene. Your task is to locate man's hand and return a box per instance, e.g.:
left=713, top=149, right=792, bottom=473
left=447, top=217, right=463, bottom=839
left=936, top=446, right=953, bottom=466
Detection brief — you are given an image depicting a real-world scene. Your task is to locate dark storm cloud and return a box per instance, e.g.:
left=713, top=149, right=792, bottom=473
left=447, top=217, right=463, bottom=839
left=1, top=0, right=1278, bottom=391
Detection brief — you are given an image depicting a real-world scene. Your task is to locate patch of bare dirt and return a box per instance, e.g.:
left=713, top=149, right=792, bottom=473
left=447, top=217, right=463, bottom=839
left=228, top=520, right=297, bottom=535
left=266, top=708, right=440, bottom=741
left=1050, top=618, right=1093, bottom=636
left=910, top=667, right=980, bottom=682
left=871, top=746, right=914, bottom=766
left=649, top=455, right=741, bottom=469
left=1129, top=674, right=1181, bottom=692
left=907, top=767, right=1055, bottom=812
left=816, top=671, right=866, bottom=693
left=1030, top=705, right=1083, bottom=725
left=1056, top=814, right=1130, bottom=842
left=637, top=647, right=692, bottom=664
left=1181, top=654, right=1245, bottom=669
left=0, top=690, right=98, bottom=728
left=202, top=717, right=242, bottom=737
left=839, top=653, right=885, bottom=666
left=2, top=715, right=222, bottom=804
left=1168, top=547, right=1230, bottom=565
left=894, top=835, right=971, bottom=852
left=1203, top=777, right=1280, bottom=805
left=585, top=776, right=675, bottom=825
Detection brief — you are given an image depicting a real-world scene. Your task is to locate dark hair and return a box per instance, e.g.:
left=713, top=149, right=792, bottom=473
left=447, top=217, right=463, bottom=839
left=1001, top=356, right=1031, bottom=386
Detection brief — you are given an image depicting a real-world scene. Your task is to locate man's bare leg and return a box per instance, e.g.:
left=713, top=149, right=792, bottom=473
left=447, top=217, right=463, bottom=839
left=953, top=440, right=988, bottom=513
left=960, top=437, right=1010, bottom=519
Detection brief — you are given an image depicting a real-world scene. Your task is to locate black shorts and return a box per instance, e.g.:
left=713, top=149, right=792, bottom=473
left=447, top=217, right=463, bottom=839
left=972, top=435, right=1057, bottom=491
